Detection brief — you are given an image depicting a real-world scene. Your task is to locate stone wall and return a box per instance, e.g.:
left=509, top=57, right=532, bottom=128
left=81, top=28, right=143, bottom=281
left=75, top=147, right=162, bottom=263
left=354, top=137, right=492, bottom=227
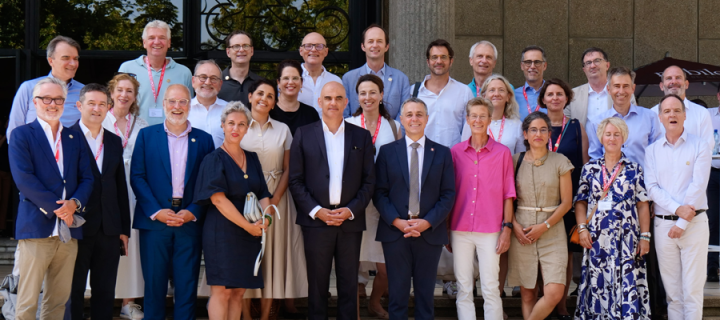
left=389, top=0, right=720, bottom=107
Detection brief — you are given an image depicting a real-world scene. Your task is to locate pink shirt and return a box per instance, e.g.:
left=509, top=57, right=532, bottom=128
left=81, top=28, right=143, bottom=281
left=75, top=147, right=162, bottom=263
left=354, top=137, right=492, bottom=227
left=164, top=121, right=192, bottom=199
left=449, top=138, right=516, bottom=233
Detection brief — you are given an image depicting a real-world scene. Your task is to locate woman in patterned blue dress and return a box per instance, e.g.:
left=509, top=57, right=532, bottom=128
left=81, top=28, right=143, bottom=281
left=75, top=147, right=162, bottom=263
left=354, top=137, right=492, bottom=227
left=574, top=117, right=651, bottom=319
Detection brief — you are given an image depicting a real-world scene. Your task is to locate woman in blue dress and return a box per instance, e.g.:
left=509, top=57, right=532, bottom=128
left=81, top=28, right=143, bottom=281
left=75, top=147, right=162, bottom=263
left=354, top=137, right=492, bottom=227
left=194, top=101, right=275, bottom=320
left=538, top=79, right=589, bottom=319
left=574, top=117, right=651, bottom=319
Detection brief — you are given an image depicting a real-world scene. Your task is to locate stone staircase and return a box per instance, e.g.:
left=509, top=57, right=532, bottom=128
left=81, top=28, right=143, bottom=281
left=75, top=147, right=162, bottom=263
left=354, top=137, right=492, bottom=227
left=0, top=239, right=16, bottom=266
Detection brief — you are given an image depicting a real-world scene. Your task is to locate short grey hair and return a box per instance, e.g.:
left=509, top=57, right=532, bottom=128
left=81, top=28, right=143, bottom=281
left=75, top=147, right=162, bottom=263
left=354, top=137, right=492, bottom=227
left=607, top=66, right=636, bottom=85
left=163, top=84, right=191, bottom=100
left=399, top=97, right=428, bottom=115
left=32, top=77, right=68, bottom=99
left=193, top=59, right=222, bottom=75
left=221, top=101, right=252, bottom=124
left=47, top=36, right=81, bottom=59
left=480, top=74, right=520, bottom=119
left=468, top=41, right=498, bottom=59
left=466, top=97, right=493, bottom=117
left=142, top=20, right=172, bottom=40
left=597, top=117, right=629, bottom=145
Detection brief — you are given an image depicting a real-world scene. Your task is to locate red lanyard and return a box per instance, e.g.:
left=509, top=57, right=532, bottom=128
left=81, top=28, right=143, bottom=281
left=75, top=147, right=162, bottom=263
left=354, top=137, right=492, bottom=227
left=489, top=116, right=505, bottom=142
left=548, top=115, right=567, bottom=152
left=145, top=56, right=167, bottom=103
left=54, top=135, right=62, bottom=163
left=523, top=84, right=540, bottom=115
left=93, top=132, right=104, bottom=161
left=601, top=162, right=622, bottom=194
left=476, top=82, right=481, bottom=97
left=111, top=109, right=132, bottom=148
left=360, top=113, right=382, bottom=145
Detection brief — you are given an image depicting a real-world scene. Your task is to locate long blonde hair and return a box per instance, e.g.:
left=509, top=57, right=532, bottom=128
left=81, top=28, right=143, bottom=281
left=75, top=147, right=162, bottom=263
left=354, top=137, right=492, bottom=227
left=107, top=73, right=141, bottom=116
left=480, top=74, right=520, bottom=120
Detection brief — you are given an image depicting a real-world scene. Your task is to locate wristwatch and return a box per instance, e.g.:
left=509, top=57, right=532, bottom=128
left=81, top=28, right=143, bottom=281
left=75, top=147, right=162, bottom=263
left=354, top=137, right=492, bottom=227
left=502, top=222, right=513, bottom=230
left=641, top=232, right=652, bottom=238
left=71, top=198, right=81, bottom=212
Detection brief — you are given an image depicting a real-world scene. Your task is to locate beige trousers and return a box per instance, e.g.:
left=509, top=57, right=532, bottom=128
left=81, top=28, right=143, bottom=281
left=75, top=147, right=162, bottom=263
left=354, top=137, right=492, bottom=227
left=15, top=237, right=78, bottom=320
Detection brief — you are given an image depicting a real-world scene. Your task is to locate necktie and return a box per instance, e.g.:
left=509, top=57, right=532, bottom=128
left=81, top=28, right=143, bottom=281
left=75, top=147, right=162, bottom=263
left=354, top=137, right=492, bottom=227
left=409, top=142, right=420, bottom=216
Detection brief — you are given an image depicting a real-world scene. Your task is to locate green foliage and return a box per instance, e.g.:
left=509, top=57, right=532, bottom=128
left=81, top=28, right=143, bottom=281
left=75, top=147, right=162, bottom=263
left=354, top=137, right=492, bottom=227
left=0, top=0, right=25, bottom=49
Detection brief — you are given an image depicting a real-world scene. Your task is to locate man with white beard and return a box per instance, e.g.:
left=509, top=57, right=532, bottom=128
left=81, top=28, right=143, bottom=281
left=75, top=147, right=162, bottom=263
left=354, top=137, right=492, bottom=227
left=187, top=60, right=227, bottom=147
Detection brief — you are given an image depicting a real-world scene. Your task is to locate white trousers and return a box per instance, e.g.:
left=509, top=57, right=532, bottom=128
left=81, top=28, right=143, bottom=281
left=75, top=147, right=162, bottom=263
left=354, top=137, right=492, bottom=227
left=451, top=231, right=503, bottom=320
left=655, top=213, right=709, bottom=320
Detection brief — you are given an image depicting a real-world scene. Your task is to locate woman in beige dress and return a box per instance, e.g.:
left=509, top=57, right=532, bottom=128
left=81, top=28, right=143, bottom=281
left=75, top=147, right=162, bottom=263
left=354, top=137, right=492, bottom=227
left=103, top=73, right=149, bottom=320
left=509, top=111, right=573, bottom=320
left=241, top=78, right=306, bottom=320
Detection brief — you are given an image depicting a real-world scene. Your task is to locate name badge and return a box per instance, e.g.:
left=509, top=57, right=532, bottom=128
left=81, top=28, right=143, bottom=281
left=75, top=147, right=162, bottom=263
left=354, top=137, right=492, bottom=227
left=598, top=198, right=612, bottom=211
left=149, top=108, right=164, bottom=118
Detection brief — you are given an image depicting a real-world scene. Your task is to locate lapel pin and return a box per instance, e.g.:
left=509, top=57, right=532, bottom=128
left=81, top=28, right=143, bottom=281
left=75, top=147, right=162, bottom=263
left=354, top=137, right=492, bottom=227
left=191, top=138, right=196, bottom=142
left=686, top=161, right=690, bottom=165
left=166, top=79, right=171, bottom=83
left=431, top=148, right=434, bottom=152
left=69, top=134, right=73, bottom=139
left=225, top=76, right=230, bottom=80
left=388, top=77, right=393, bottom=82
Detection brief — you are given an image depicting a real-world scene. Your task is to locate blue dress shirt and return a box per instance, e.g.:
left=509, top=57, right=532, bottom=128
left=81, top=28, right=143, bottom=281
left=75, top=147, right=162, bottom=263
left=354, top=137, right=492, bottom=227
left=467, top=77, right=514, bottom=97
left=342, top=63, right=411, bottom=119
left=6, top=72, right=84, bottom=141
left=514, top=81, right=547, bottom=120
left=586, top=104, right=662, bottom=168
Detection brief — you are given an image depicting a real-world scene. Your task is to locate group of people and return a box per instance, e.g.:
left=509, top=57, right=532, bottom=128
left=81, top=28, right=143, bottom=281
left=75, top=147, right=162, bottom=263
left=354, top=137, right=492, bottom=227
left=4, top=18, right=718, bottom=320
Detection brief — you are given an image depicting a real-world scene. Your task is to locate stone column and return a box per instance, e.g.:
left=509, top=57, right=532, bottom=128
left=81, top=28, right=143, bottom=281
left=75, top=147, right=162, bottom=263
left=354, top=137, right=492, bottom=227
left=388, top=0, right=455, bottom=83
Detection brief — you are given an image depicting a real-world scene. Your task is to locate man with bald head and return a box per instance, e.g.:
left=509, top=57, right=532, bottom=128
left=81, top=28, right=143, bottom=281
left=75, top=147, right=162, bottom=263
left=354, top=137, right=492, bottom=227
left=297, top=32, right=343, bottom=116
left=290, top=81, right=375, bottom=320
left=131, top=84, right=215, bottom=320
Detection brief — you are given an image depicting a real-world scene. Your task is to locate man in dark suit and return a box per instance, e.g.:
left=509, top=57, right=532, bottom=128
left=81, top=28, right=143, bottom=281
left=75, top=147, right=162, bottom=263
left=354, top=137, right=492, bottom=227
left=8, top=77, right=94, bottom=320
left=374, top=97, right=456, bottom=320
left=130, top=84, right=215, bottom=320
left=68, top=84, right=131, bottom=320
left=289, top=81, right=375, bottom=320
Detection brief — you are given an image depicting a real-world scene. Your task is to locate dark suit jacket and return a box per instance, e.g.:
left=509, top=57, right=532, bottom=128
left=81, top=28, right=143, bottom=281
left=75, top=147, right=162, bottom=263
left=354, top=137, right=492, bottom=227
left=70, top=122, right=130, bottom=237
left=289, top=121, right=375, bottom=233
left=130, top=124, right=214, bottom=236
left=373, top=137, right=456, bottom=245
left=8, top=120, right=94, bottom=240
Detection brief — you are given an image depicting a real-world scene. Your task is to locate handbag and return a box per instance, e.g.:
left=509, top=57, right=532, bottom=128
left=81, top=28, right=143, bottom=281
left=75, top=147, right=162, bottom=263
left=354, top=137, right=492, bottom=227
left=569, top=163, right=624, bottom=244
left=243, top=192, right=280, bottom=276
left=513, top=152, right=525, bottom=212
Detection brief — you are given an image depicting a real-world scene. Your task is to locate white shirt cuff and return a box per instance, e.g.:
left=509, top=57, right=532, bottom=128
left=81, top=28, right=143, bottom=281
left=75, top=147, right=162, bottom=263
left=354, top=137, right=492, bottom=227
left=150, top=210, right=161, bottom=221
left=347, top=208, right=355, bottom=220
left=309, top=206, right=321, bottom=220
left=675, top=218, right=690, bottom=230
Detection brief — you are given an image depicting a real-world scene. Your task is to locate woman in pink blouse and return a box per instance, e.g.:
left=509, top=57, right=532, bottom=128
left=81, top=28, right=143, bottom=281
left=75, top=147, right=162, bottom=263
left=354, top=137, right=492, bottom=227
left=448, top=97, right=516, bottom=320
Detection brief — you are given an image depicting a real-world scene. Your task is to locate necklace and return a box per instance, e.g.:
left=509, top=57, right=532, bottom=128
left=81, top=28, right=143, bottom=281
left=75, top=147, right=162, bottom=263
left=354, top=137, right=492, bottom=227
left=222, top=143, right=248, bottom=179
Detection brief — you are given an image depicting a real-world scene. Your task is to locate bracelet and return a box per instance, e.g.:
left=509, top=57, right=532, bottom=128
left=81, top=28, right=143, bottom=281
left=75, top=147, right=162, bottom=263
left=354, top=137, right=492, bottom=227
left=578, top=228, right=588, bottom=234
left=640, top=236, right=650, bottom=242
left=641, top=232, right=651, bottom=238
left=264, top=214, right=273, bottom=227
left=544, top=220, right=551, bottom=229
left=578, top=224, right=587, bottom=230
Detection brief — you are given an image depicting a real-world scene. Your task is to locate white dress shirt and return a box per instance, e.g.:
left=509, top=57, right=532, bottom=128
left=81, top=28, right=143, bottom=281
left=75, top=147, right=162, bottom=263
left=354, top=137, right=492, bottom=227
left=405, top=134, right=426, bottom=215
left=37, top=117, right=63, bottom=237
left=79, top=121, right=104, bottom=173
left=188, top=97, right=227, bottom=148
left=460, top=117, right=525, bottom=154
left=586, top=86, right=610, bottom=121
left=644, top=131, right=711, bottom=229
left=709, top=107, right=720, bottom=168
left=298, top=64, right=343, bottom=117
left=309, top=120, right=354, bottom=220
left=412, top=75, right=475, bottom=148
left=651, top=98, right=715, bottom=151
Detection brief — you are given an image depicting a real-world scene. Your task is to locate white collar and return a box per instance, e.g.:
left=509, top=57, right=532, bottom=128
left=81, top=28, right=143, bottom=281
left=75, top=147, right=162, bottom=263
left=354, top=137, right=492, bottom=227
left=405, top=135, right=426, bottom=148
left=79, top=120, right=104, bottom=140
left=322, top=119, right=345, bottom=135
left=37, top=117, right=62, bottom=138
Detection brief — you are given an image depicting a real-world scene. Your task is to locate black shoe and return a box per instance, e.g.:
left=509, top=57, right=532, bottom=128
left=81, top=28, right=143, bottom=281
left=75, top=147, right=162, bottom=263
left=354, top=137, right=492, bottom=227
left=708, top=273, right=719, bottom=282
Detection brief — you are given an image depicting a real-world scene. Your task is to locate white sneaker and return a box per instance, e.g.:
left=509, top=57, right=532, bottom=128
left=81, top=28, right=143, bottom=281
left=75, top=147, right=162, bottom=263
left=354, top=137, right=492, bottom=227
left=443, top=281, right=458, bottom=299
left=120, top=302, right=144, bottom=319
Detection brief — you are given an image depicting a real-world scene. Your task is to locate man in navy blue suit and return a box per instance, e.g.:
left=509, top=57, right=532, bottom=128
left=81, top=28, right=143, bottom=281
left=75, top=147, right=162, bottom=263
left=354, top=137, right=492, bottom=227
left=373, top=97, right=456, bottom=320
left=342, top=24, right=410, bottom=119
left=8, top=77, right=94, bottom=320
left=131, top=84, right=214, bottom=320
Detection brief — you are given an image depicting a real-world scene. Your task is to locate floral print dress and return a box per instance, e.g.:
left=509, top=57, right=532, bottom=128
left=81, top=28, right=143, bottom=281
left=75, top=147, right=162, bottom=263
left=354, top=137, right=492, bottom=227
left=574, top=155, right=651, bottom=320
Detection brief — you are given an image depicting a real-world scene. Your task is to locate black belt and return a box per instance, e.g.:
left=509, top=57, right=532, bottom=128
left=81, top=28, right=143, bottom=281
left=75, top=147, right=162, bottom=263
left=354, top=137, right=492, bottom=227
left=656, top=210, right=706, bottom=221
left=328, top=204, right=340, bottom=209
left=170, top=198, right=182, bottom=207
left=712, top=167, right=720, bottom=173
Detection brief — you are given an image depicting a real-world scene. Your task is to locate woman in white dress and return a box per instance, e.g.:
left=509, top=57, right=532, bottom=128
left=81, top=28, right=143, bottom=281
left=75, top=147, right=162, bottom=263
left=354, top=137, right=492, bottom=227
left=461, top=74, right=525, bottom=155
left=345, top=74, right=401, bottom=319
left=103, top=73, right=149, bottom=320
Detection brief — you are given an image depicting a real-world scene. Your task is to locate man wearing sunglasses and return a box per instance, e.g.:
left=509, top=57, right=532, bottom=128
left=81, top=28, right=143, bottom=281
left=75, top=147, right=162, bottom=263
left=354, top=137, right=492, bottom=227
left=188, top=60, right=227, bottom=148
left=514, top=45, right=549, bottom=120
left=218, top=30, right=261, bottom=106
left=297, top=32, right=343, bottom=116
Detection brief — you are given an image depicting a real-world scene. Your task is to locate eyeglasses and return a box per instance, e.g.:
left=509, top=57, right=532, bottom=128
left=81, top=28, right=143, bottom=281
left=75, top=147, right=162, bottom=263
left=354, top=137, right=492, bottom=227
left=34, top=96, right=65, bottom=105
left=583, top=58, right=605, bottom=67
left=114, top=72, right=137, bottom=79
left=301, top=43, right=326, bottom=50
left=280, top=76, right=301, bottom=82
left=229, top=44, right=252, bottom=51
left=522, top=60, right=545, bottom=67
left=527, top=128, right=549, bottom=135
left=429, top=55, right=450, bottom=61
left=195, top=75, right=222, bottom=84
left=468, top=114, right=489, bottom=121
left=164, top=99, right=190, bottom=107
